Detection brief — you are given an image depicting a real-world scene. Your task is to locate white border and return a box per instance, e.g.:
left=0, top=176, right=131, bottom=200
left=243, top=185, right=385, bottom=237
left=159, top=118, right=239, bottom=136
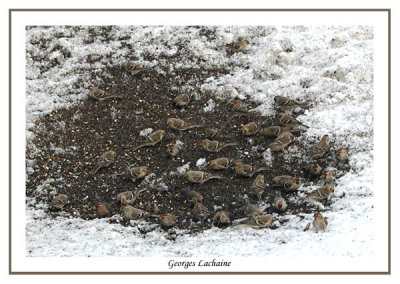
left=11, top=10, right=389, bottom=273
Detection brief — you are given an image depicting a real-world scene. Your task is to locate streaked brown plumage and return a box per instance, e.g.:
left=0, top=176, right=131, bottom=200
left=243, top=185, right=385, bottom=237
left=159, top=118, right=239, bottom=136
left=233, top=161, right=268, bottom=178
left=260, top=125, right=284, bottom=137
left=308, top=135, right=330, bottom=160
left=313, top=212, right=328, bottom=231
left=49, top=194, right=68, bottom=211
left=275, top=112, right=308, bottom=128
left=273, top=196, right=288, bottom=212
left=167, top=144, right=179, bottom=157
left=302, top=184, right=335, bottom=202
left=121, top=205, right=149, bottom=220
left=166, top=118, right=203, bottom=131
left=185, top=189, right=203, bottom=204
left=272, top=175, right=303, bottom=191
left=268, top=131, right=294, bottom=151
left=116, top=188, right=147, bottom=205
left=121, top=62, right=148, bottom=76
left=160, top=213, right=176, bottom=227
left=126, top=165, right=150, bottom=182
left=145, top=203, right=160, bottom=215
left=321, top=170, right=336, bottom=183
left=274, top=96, right=302, bottom=110
left=133, top=130, right=166, bottom=151
left=336, top=148, right=349, bottom=161
left=213, top=211, right=230, bottom=225
left=184, top=170, right=222, bottom=184
left=208, top=158, right=231, bottom=170
left=253, top=214, right=275, bottom=226
left=309, top=163, right=322, bottom=176
left=251, top=173, right=266, bottom=201
left=241, top=121, right=261, bottom=136
left=204, top=128, right=218, bottom=138
left=173, top=93, right=190, bottom=107
left=192, top=201, right=210, bottom=222
left=92, top=150, right=116, bottom=174
left=243, top=203, right=263, bottom=219
left=232, top=99, right=247, bottom=112
left=95, top=202, right=111, bottom=217
left=199, top=139, right=238, bottom=153
left=88, top=86, right=122, bottom=101
left=228, top=40, right=250, bottom=52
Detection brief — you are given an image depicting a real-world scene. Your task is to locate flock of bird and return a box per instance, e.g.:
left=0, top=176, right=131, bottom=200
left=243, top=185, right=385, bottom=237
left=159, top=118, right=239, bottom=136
left=49, top=39, right=349, bottom=233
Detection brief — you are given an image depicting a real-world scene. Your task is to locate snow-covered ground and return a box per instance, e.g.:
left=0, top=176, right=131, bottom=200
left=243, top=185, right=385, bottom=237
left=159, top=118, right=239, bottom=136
left=25, top=26, right=374, bottom=259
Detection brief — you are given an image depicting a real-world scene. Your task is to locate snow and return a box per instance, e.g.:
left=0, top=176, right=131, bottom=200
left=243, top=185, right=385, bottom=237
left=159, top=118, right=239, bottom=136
left=139, top=128, right=153, bottom=136
left=25, top=25, right=375, bottom=260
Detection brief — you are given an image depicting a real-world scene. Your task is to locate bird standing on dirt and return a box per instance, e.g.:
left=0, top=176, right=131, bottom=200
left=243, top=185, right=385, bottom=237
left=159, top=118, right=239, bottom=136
left=213, top=211, right=230, bottom=225
left=200, top=139, right=238, bottom=153
left=121, top=62, right=148, bottom=76
left=49, top=194, right=68, bottom=211
left=308, top=135, right=330, bottom=160
left=173, top=93, right=190, bottom=107
left=232, top=99, right=247, bottom=112
left=275, top=112, right=308, bottom=128
left=166, top=118, right=203, bottom=131
left=145, top=203, right=160, bottom=215
left=192, top=201, right=210, bottom=223
left=302, top=184, right=335, bottom=202
left=251, top=173, right=266, bottom=201
left=184, top=170, right=222, bottom=184
left=260, top=125, right=284, bottom=137
left=268, top=131, right=295, bottom=152
left=95, top=202, right=111, bottom=217
left=309, top=163, right=322, bottom=176
left=185, top=189, right=203, bottom=204
left=233, top=161, right=268, bottom=178
left=208, top=158, right=231, bottom=170
left=133, top=130, right=166, bottom=151
left=160, top=213, right=176, bottom=227
left=272, top=175, right=303, bottom=191
left=88, top=86, right=122, bottom=101
left=274, top=96, right=302, bottom=111
left=92, top=150, right=116, bottom=174
left=121, top=205, right=149, bottom=220
left=167, top=144, right=179, bottom=157
left=321, top=170, right=336, bottom=183
left=125, top=166, right=151, bottom=182
left=241, top=121, right=262, bottom=136
left=273, top=196, right=288, bottom=212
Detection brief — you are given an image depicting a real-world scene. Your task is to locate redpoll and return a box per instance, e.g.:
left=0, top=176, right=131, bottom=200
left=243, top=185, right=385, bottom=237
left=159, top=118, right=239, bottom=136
left=268, top=131, right=294, bottom=151
left=274, top=96, right=302, bottom=110
left=116, top=188, right=147, bottom=205
left=133, top=130, right=166, bottom=151
left=260, top=125, right=284, bottom=137
left=232, top=99, right=247, bottom=112
left=160, top=213, right=176, bottom=227
left=199, top=139, right=238, bottom=153
left=213, top=211, right=230, bottom=225
left=167, top=144, right=179, bottom=157
left=88, top=86, right=122, bottom=101
left=121, top=205, right=149, bottom=220
left=166, top=118, right=203, bottom=131
left=244, top=203, right=263, bottom=219
left=92, top=150, right=116, bottom=174
left=95, top=202, right=111, bottom=217
left=308, top=135, right=330, bottom=160
left=173, top=93, right=190, bottom=107
left=204, top=128, right=218, bottom=138
left=275, top=112, right=308, bottom=128
left=321, top=170, right=336, bottom=183
left=49, top=194, right=68, bottom=211
left=253, top=214, right=275, bottom=227
left=313, top=212, right=328, bottom=231
left=126, top=165, right=150, bottom=182
left=228, top=40, right=250, bottom=52
left=184, top=170, right=222, bottom=184
left=208, top=158, right=231, bottom=170
left=309, top=163, right=322, bottom=176
left=192, top=201, right=210, bottom=222
left=145, top=203, right=160, bottom=215
left=273, top=196, right=288, bottom=212
left=251, top=173, right=266, bottom=201
left=272, top=175, right=303, bottom=191
left=241, top=121, right=261, bottom=136
left=233, top=161, right=268, bottom=178
left=336, top=148, right=348, bottom=161
left=185, top=189, right=203, bottom=204
left=302, top=184, right=335, bottom=202
left=121, top=62, right=148, bottom=76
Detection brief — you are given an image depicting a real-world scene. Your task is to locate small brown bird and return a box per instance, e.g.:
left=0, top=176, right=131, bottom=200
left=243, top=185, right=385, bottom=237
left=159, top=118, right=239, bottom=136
left=199, top=139, right=238, bottom=153
left=321, top=170, right=336, bottom=183
left=274, top=96, right=302, bottom=110
left=268, top=131, right=295, bottom=151
left=275, top=112, right=308, bottom=128
left=49, top=194, right=68, bottom=211
left=121, top=62, right=148, bottom=76
left=192, top=201, right=210, bottom=222
left=208, top=158, right=231, bottom=170
left=173, top=93, right=190, bottom=107
left=273, top=196, right=288, bottom=212
left=167, top=144, right=179, bottom=157
left=260, top=125, right=284, bottom=137
left=244, top=203, right=264, bottom=219
left=313, top=212, right=328, bottom=231
left=126, top=165, right=151, bottom=182
left=204, top=128, right=219, bottom=138
left=272, top=175, right=303, bottom=191
left=308, top=135, right=330, bottom=160
left=95, top=202, right=111, bottom=217
left=166, top=118, right=203, bottom=131
left=228, top=39, right=250, bottom=52
left=133, top=130, right=166, bottom=151
left=302, top=184, right=335, bottom=202
left=232, top=99, right=247, bottom=112
left=336, top=148, right=349, bottom=161
left=145, top=203, right=160, bottom=215
left=160, top=213, right=176, bottom=227
left=251, top=173, right=266, bottom=201
left=309, top=163, right=322, bottom=176
left=185, top=189, right=203, bottom=204
left=116, top=188, right=147, bottom=205
left=122, top=205, right=149, bottom=220
left=233, top=161, right=268, bottom=178
left=92, top=150, right=116, bottom=174
left=88, top=86, right=122, bottom=101
left=213, top=211, right=230, bottom=225
left=241, top=121, right=261, bottom=136
left=253, top=214, right=275, bottom=227
left=184, top=170, right=222, bottom=184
